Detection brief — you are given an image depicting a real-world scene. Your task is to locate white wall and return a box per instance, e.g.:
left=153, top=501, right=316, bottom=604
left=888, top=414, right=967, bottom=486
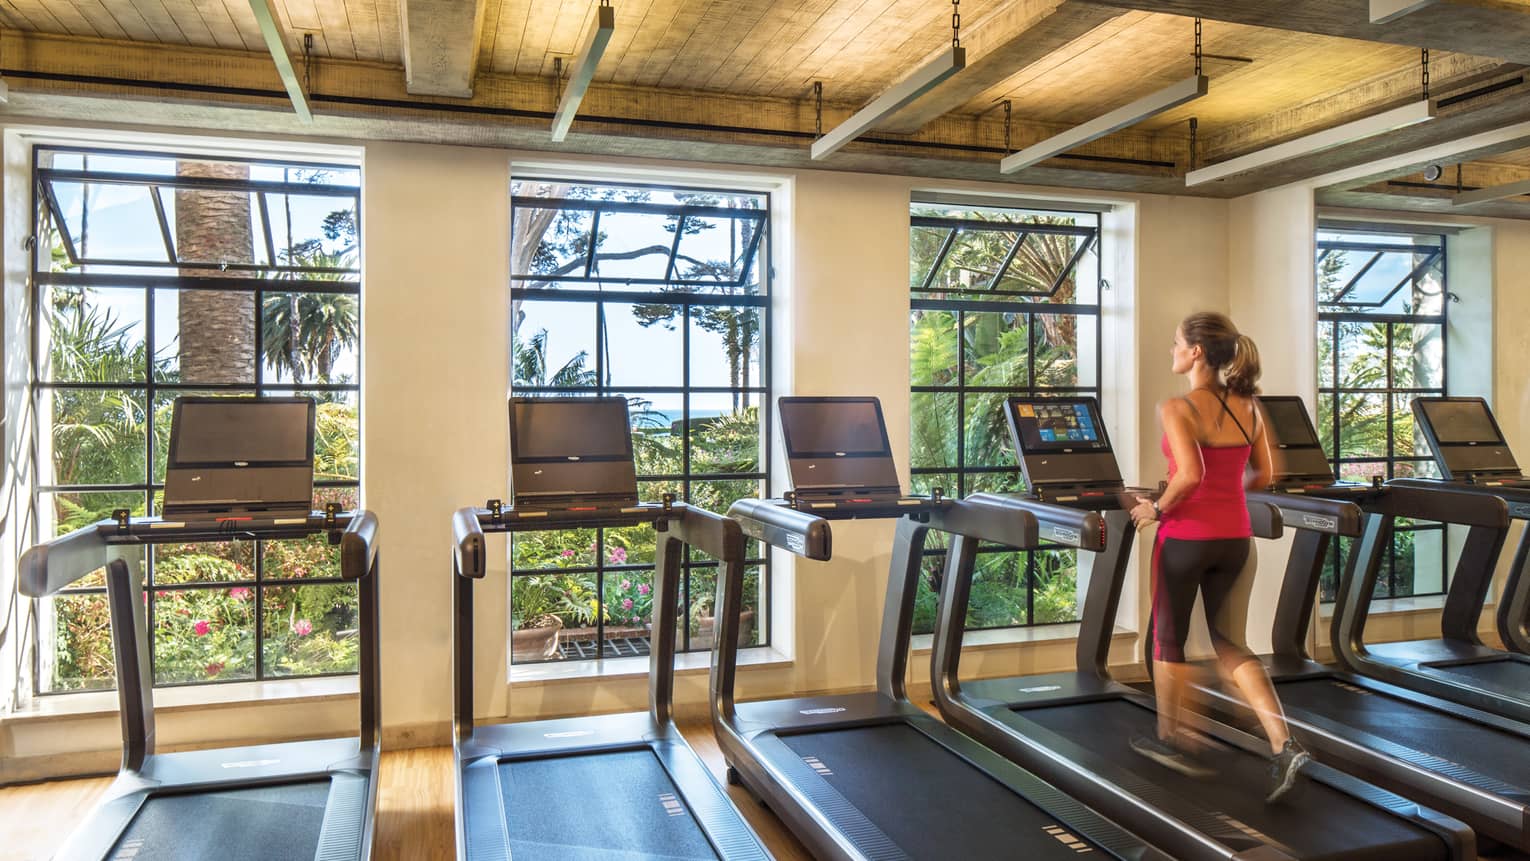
left=1228, top=185, right=1317, bottom=657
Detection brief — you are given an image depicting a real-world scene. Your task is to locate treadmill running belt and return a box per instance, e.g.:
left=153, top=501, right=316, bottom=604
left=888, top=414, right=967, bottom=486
left=1022, top=699, right=1446, bottom=861
left=1430, top=658, right=1530, bottom=694
left=500, top=749, right=717, bottom=860
left=110, top=780, right=330, bottom=860
left=778, top=723, right=1103, bottom=859
left=1278, top=677, right=1530, bottom=787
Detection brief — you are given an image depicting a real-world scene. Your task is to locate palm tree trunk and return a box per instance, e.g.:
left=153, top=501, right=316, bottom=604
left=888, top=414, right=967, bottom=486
left=176, top=161, right=256, bottom=384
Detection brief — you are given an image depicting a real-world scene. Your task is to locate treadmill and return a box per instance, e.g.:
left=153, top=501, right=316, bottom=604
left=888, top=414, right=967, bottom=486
left=930, top=395, right=1475, bottom=861
left=1332, top=396, right=1530, bottom=724
left=718, top=396, right=1171, bottom=861
left=450, top=396, right=771, bottom=861
left=1198, top=395, right=1530, bottom=851
left=20, top=397, right=382, bottom=861
left=1409, top=396, right=1530, bottom=655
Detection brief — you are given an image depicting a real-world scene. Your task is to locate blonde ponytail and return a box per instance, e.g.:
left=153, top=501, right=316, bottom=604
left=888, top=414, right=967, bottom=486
left=1180, top=312, right=1260, bottom=395
left=1224, top=333, right=1261, bottom=396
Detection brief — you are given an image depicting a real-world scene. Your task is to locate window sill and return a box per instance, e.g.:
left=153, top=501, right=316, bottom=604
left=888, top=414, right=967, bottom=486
left=1319, top=594, right=1473, bottom=620
left=3, top=676, right=358, bottom=725
left=508, top=646, right=790, bottom=686
left=909, top=622, right=1136, bottom=654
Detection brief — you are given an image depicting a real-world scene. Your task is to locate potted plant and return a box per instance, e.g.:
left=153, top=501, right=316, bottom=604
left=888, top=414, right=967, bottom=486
left=511, top=575, right=567, bottom=660
left=689, top=592, right=755, bottom=650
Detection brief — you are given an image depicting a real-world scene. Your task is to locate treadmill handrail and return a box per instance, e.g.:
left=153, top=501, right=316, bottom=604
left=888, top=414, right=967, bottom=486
left=728, top=497, right=832, bottom=560
left=966, top=492, right=1100, bottom=550
left=454, top=506, right=486, bottom=578
left=1247, top=490, right=1363, bottom=537
left=20, top=521, right=109, bottom=597
left=1376, top=480, right=1511, bottom=526
left=21, top=511, right=379, bottom=596
left=1248, top=500, right=1283, bottom=540
left=342, top=510, right=380, bottom=580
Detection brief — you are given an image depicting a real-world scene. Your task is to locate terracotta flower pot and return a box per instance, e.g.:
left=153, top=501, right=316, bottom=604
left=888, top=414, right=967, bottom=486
left=511, top=615, right=564, bottom=660
left=692, top=610, right=755, bottom=650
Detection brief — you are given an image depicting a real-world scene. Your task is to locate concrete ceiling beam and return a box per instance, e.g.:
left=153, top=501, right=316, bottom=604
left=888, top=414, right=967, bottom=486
left=875, top=0, right=1126, bottom=134
left=400, top=0, right=488, bottom=97
left=1072, top=0, right=1530, bottom=64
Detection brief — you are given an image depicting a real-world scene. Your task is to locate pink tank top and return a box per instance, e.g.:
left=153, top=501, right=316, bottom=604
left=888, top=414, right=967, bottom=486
left=1157, top=434, right=1252, bottom=541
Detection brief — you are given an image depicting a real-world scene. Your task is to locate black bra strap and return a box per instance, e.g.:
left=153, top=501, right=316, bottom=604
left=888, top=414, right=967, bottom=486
left=1210, top=388, right=1254, bottom=445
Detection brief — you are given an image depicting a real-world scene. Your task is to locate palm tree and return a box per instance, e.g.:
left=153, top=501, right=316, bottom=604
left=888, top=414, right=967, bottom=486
left=262, top=247, right=360, bottom=384
left=175, top=160, right=256, bottom=384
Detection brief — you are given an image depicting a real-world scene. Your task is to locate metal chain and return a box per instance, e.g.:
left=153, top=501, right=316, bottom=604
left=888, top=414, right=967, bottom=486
left=1189, top=117, right=1199, bottom=170
left=303, top=33, right=314, bottom=92
left=814, top=81, right=823, bottom=136
left=952, top=0, right=961, bottom=48
left=1421, top=48, right=1430, bottom=100
left=1003, top=101, right=1012, bottom=151
left=1194, top=18, right=1202, bottom=76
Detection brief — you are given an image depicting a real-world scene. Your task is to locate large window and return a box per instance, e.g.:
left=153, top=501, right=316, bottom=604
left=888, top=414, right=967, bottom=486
left=31, top=147, right=362, bottom=692
left=1316, top=228, right=1447, bottom=601
left=908, top=200, right=1101, bottom=634
left=508, top=179, right=769, bottom=664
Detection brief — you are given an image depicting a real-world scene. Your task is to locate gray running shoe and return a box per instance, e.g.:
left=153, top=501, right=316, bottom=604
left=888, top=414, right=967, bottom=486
left=1266, top=738, right=1311, bottom=803
left=1129, top=733, right=1216, bottom=779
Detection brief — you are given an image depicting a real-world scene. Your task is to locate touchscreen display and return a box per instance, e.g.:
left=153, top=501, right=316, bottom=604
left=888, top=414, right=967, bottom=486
left=1261, top=398, right=1321, bottom=448
left=172, top=400, right=312, bottom=465
left=1422, top=400, right=1503, bottom=444
left=1009, top=400, right=1109, bottom=451
left=512, top=398, right=632, bottom=460
left=780, top=398, right=890, bottom=457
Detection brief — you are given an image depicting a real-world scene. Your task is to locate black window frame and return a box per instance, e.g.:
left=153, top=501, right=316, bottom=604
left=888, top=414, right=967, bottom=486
left=508, top=178, right=772, bottom=664
left=29, top=145, right=363, bottom=694
left=1316, top=230, right=1448, bottom=602
left=909, top=202, right=1103, bottom=633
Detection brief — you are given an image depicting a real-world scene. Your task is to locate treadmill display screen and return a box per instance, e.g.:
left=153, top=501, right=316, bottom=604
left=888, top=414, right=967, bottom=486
left=780, top=398, right=891, bottom=457
left=1422, top=400, right=1504, bottom=445
left=170, top=399, right=314, bottom=466
left=511, top=398, right=633, bottom=461
left=1009, top=400, right=1109, bottom=452
left=1262, top=398, right=1322, bottom=448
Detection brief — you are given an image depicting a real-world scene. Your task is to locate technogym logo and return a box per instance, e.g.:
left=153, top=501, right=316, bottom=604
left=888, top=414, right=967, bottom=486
left=1299, top=514, right=1338, bottom=531
left=799, top=707, right=847, bottom=715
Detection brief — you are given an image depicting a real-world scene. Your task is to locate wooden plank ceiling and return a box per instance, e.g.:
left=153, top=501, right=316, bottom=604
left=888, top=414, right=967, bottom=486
left=1, top=0, right=1528, bottom=210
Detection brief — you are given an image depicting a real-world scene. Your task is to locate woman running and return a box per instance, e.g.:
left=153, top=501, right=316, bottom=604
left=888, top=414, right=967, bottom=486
left=1128, top=311, right=1310, bottom=802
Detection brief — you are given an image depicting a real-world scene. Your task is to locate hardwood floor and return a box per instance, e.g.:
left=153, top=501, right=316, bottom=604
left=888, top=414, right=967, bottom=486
left=1, top=710, right=1521, bottom=860
left=0, top=720, right=813, bottom=861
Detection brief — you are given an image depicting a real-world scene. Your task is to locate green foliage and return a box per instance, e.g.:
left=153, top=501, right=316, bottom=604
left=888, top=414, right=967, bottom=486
left=1315, top=247, right=1445, bottom=600
left=43, top=275, right=361, bottom=690
left=508, top=407, right=763, bottom=636
left=908, top=209, right=1094, bottom=630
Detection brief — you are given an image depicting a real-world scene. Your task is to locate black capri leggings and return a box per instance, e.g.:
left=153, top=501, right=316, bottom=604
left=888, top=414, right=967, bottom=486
left=1150, top=535, right=1258, bottom=671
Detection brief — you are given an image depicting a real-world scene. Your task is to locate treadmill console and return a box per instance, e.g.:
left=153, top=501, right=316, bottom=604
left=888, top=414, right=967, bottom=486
left=1413, top=397, right=1521, bottom=482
